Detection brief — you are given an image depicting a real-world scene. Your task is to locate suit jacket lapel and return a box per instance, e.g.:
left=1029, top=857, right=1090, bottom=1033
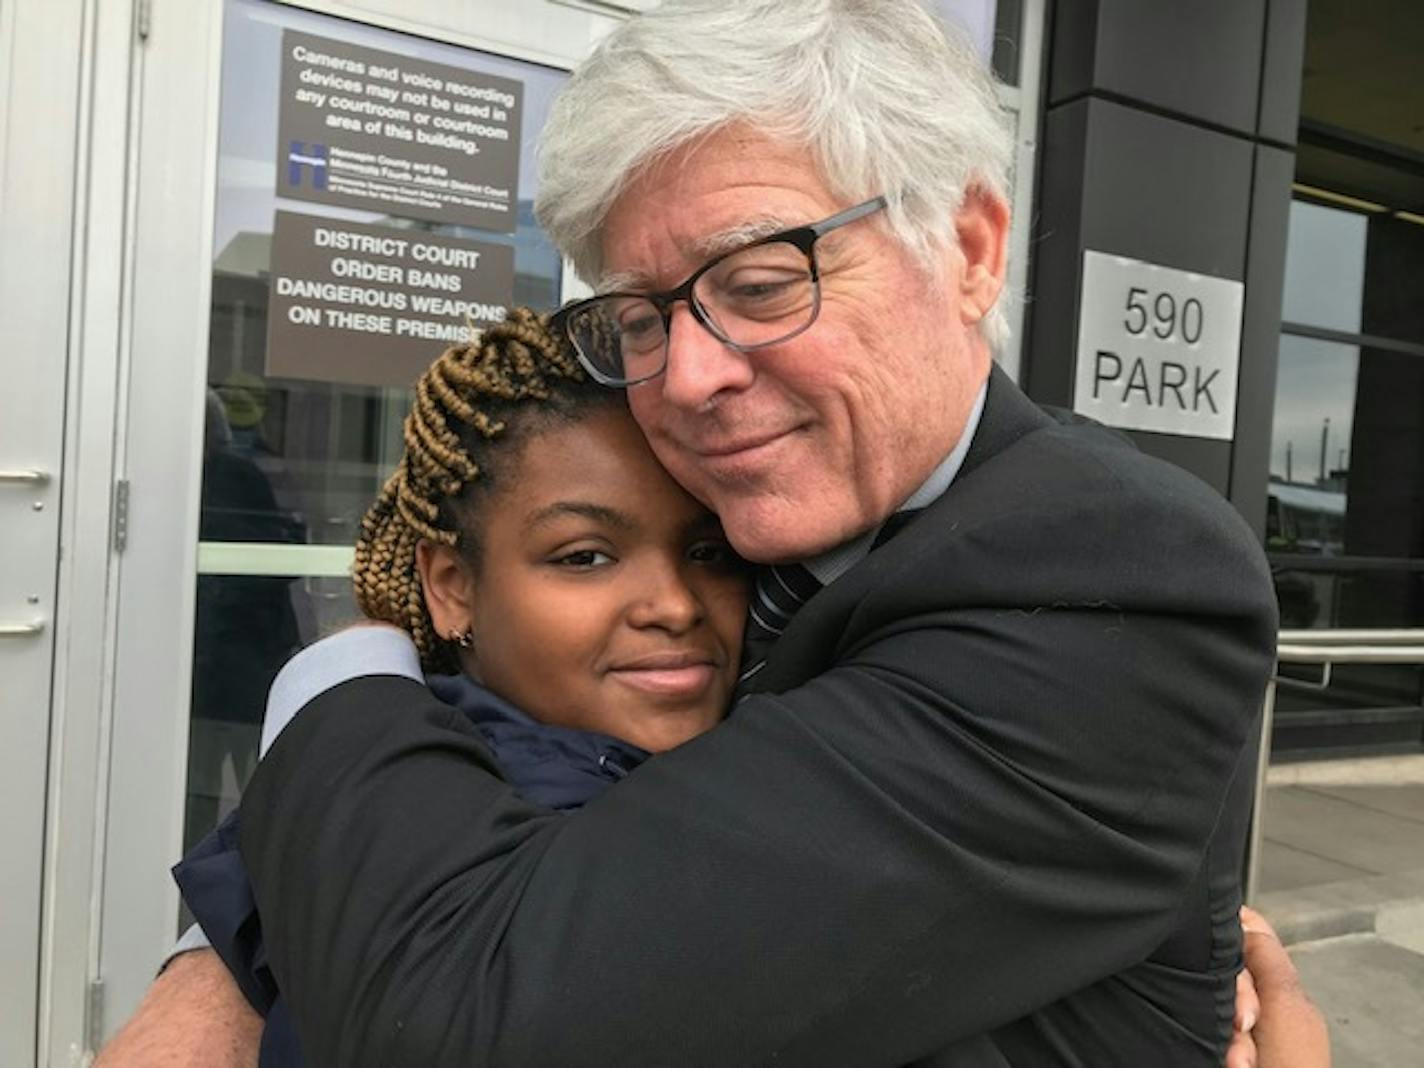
left=957, top=363, right=1056, bottom=483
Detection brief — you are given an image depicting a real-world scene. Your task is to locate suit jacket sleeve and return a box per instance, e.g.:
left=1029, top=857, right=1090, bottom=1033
left=240, top=429, right=1277, bottom=1067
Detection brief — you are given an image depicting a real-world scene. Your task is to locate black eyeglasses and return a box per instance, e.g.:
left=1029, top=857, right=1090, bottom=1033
left=553, top=196, right=889, bottom=387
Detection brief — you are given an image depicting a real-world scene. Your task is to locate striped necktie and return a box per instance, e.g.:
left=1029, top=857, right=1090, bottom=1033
left=734, top=511, right=923, bottom=698
left=736, top=563, right=821, bottom=695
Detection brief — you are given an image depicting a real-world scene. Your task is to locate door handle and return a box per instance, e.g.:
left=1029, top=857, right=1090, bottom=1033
left=0, top=469, right=51, bottom=485
left=0, top=619, right=46, bottom=637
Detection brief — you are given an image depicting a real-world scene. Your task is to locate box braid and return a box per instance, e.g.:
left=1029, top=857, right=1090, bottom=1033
left=353, top=306, right=623, bottom=674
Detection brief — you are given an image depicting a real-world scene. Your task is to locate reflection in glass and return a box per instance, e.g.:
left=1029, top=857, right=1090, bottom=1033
left=1267, top=329, right=1424, bottom=739
left=1268, top=335, right=1424, bottom=628
left=183, top=1, right=570, bottom=855
left=1279, top=199, right=1367, bottom=333
left=196, top=0, right=568, bottom=552
left=184, top=574, right=356, bottom=854
left=1268, top=334, right=1357, bottom=494
left=926, top=0, right=1005, bottom=80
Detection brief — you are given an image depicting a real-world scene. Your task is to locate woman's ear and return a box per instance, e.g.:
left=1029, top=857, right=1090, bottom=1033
left=415, top=539, right=477, bottom=644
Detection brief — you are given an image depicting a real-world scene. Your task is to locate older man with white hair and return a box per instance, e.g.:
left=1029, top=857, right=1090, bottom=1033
left=100, top=2, right=1328, bottom=1065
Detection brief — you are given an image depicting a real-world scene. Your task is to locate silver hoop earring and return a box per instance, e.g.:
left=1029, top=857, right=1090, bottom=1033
left=452, top=628, right=474, bottom=649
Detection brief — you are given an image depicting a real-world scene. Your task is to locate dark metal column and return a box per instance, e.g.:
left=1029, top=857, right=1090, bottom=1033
left=1024, top=0, right=1307, bottom=536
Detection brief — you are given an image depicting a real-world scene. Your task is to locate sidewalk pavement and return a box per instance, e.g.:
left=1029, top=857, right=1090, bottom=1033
left=1251, top=755, right=1424, bottom=1067
left=1286, top=927, right=1424, bottom=1068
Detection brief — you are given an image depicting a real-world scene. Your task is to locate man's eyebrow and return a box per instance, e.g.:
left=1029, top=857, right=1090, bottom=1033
left=689, top=217, right=788, bottom=260
left=524, top=500, right=634, bottom=532
left=597, top=216, right=790, bottom=292
left=598, top=268, right=653, bottom=292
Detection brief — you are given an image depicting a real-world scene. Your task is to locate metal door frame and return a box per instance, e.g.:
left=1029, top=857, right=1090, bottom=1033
left=0, top=1, right=115, bottom=1063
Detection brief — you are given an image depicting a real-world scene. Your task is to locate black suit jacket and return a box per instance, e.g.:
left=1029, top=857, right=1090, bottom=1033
left=241, top=367, right=1278, bottom=1066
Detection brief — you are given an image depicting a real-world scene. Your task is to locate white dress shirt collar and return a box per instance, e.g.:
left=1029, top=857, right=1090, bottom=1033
left=804, top=378, right=988, bottom=587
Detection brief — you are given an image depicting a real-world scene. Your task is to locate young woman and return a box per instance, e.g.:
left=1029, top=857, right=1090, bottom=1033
left=175, top=308, right=749, bottom=1064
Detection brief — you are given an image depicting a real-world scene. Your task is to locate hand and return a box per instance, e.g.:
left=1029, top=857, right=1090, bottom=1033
left=1225, top=964, right=1260, bottom=1068
left=1224, top=906, right=1330, bottom=1068
left=93, top=949, right=261, bottom=1067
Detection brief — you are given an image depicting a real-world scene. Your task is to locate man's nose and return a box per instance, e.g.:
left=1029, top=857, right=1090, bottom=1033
left=659, top=303, right=755, bottom=411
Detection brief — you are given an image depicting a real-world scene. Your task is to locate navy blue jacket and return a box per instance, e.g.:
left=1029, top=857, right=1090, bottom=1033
left=173, top=674, right=649, bottom=1067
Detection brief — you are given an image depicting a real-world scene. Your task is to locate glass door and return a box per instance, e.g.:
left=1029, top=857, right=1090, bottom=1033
left=1253, top=0, right=1424, bottom=921
left=97, top=0, right=591, bottom=1039
left=1267, top=197, right=1424, bottom=751
left=181, top=0, right=570, bottom=859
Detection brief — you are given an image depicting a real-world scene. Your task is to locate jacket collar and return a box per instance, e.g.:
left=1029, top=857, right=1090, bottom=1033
left=957, top=363, right=1057, bottom=484
left=428, top=674, right=650, bottom=810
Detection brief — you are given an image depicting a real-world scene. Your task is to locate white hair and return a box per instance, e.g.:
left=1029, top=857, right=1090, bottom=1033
left=536, top=0, right=1016, bottom=348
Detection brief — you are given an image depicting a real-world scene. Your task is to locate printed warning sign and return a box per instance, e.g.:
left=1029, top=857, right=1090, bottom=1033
left=275, top=30, right=522, bottom=232
left=265, top=210, right=514, bottom=387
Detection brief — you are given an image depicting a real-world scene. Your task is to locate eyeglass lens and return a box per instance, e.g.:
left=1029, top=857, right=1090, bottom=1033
left=567, top=239, right=817, bottom=384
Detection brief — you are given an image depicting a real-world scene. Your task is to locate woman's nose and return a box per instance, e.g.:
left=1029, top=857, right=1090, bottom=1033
left=626, top=558, right=704, bottom=633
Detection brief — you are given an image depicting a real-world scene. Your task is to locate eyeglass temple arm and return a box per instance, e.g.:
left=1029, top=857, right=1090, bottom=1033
left=807, top=195, right=890, bottom=238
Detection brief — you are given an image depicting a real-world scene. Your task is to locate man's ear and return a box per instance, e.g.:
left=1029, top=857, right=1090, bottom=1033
left=415, top=539, right=477, bottom=642
left=953, top=184, right=1010, bottom=328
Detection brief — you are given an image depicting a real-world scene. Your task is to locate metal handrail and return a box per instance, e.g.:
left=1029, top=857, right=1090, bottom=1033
left=1245, top=630, right=1424, bottom=900
left=1268, top=554, right=1424, bottom=574
left=1277, top=645, right=1424, bottom=664
left=1278, top=628, right=1424, bottom=646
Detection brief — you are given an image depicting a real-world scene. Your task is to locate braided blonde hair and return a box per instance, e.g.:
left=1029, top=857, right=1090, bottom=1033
left=352, top=307, right=621, bottom=674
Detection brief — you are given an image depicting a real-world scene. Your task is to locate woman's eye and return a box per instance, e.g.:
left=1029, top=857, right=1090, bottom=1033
left=688, top=540, right=745, bottom=569
left=554, top=548, right=614, bottom=568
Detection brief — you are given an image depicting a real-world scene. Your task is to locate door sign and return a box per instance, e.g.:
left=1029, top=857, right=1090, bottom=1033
left=265, top=210, right=514, bottom=388
left=277, top=30, right=523, bottom=232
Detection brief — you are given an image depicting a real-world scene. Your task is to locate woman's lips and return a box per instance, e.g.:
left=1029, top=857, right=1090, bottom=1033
left=607, top=654, right=719, bottom=698
left=610, top=664, right=717, bottom=697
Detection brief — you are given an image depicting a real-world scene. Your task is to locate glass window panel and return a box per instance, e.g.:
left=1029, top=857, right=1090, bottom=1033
left=1360, top=212, right=1424, bottom=348
left=1269, top=334, right=1424, bottom=609
left=1257, top=1, right=1424, bottom=918
left=185, top=573, right=356, bottom=855
left=1268, top=333, right=1358, bottom=496
left=202, top=0, right=568, bottom=552
left=1266, top=333, right=1424, bottom=750
left=929, top=0, right=1005, bottom=80
left=184, top=0, right=569, bottom=859
left=1270, top=338, right=1424, bottom=561
left=991, top=0, right=1023, bottom=86
left=1280, top=199, right=1367, bottom=333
